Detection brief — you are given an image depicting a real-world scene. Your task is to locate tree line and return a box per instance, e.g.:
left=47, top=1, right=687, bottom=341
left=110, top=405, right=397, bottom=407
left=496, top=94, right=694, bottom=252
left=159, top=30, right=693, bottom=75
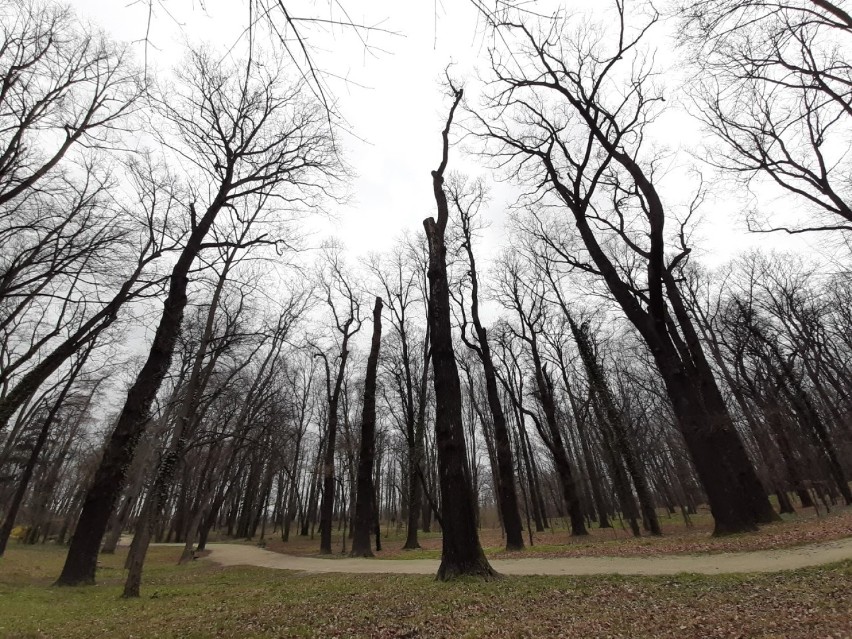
left=0, top=0, right=850, bottom=590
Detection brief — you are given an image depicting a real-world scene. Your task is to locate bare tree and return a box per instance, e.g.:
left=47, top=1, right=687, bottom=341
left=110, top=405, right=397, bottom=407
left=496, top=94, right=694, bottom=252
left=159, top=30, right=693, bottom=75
left=122, top=208, right=309, bottom=597
left=680, top=0, right=852, bottom=236
left=0, top=156, right=175, bottom=432
left=448, top=176, right=525, bottom=549
left=494, top=252, right=588, bottom=536
left=313, top=243, right=362, bottom=554
left=56, top=43, right=338, bottom=586
left=476, top=2, right=777, bottom=534
left=0, top=0, right=141, bottom=206
left=424, top=80, right=495, bottom=579
left=350, top=296, right=383, bottom=557
left=0, top=4, right=162, bottom=430
left=569, top=316, right=662, bottom=535
left=0, top=339, right=96, bottom=555
left=365, top=239, right=431, bottom=550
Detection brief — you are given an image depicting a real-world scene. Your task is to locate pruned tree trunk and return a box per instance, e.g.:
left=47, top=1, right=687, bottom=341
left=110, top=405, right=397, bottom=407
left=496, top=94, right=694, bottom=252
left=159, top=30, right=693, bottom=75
left=424, top=82, right=496, bottom=581
left=351, top=297, right=383, bottom=557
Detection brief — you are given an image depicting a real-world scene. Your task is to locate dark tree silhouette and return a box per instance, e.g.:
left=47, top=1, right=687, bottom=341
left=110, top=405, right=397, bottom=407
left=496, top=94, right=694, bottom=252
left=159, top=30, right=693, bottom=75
left=365, top=242, right=431, bottom=550
left=314, top=244, right=362, bottom=555
left=56, top=46, right=337, bottom=586
left=450, top=177, right=525, bottom=551
left=351, top=296, right=383, bottom=557
left=494, top=255, right=587, bottom=536
left=477, top=2, right=777, bottom=534
left=423, top=81, right=496, bottom=580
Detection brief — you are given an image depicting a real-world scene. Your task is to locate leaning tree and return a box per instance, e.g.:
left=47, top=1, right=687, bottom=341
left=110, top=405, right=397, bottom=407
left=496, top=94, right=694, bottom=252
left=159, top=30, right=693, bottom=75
left=476, top=1, right=777, bottom=534
left=56, top=44, right=340, bottom=586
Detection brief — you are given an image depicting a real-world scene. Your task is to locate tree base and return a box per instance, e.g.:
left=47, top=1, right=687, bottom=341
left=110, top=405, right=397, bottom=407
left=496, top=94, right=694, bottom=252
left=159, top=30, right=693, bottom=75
left=711, top=520, right=759, bottom=536
left=436, top=557, right=500, bottom=581
left=53, top=576, right=95, bottom=587
left=757, top=509, right=782, bottom=524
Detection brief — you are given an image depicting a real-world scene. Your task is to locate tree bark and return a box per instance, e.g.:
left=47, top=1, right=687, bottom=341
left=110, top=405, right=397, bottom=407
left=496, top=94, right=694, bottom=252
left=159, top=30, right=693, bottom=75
left=458, top=209, right=525, bottom=550
left=319, top=339, right=352, bottom=553
left=351, top=297, right=383, bottom=557
left=403, top=330, right=430, bottom=550
left=424, top=83, right=496, bottom=580
left=55, top=184, right=230, bottom=586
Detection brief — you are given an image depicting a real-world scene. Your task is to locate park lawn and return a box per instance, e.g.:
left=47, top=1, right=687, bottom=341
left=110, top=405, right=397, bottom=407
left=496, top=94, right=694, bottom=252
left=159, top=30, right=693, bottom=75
left=0, top=544, right=850, bottom=638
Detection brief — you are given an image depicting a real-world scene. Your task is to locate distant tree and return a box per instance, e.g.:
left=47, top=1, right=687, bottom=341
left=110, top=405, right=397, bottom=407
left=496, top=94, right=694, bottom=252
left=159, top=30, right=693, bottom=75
left=350, top=296, right=383, bottom=557
left=569, top=316, right=662, bottom=535
left=0, top=340, right=95, bottom=556
left=449, top=177, right=525, bottom=550
left=494, top=253, right=588, bottom=536
left=366, top=240, right=431, bottom=550
left=492, top=323, right=550, bottom=534
left=313, top=243, right=362, bottom=555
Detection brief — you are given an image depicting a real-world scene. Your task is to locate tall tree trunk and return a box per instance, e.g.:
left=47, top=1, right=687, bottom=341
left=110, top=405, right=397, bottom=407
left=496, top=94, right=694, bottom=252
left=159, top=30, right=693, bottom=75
left=661, top=280, right=778, bottom=532
left=527, top=342, right=587, bottom=536
left=318, top=329, right=355, bottom=553
left=569, top=317, right=661, bottom=536
left=565, top=383, right=611, bottom=529
left=592, top=397, right=641, bottom=536
left=319, top=419, right=338, bottom=552
left=56, top=187, right=230, bottom=586
left=351, top=297, right=383, bottom=557
left=424, top=83, right=496, bottom=580
left=403, top=331, right=429, bottom=550
left=516, top=410, right=546, bottom=532
left=458, top=213, right=525, bottom=550
left=775, top=360, right=852, bottom=505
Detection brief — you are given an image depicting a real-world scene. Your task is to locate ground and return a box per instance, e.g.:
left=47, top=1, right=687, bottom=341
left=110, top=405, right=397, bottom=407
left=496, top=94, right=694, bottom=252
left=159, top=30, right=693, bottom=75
left=1, top=507, right=850, bottom=638
left=262, top=505, right=852, bottom=560
left=0, top=545, right=849, bottom=638
left=205, top=535, right=852, bottom=575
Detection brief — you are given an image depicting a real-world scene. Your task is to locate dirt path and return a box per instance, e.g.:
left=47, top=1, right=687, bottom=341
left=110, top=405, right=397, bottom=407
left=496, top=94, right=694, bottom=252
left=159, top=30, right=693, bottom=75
left=205, top=536, right=852, bottom=576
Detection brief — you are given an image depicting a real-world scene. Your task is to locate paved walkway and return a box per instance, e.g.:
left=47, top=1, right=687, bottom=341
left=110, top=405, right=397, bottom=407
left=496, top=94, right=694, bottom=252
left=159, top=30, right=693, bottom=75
left=204, top=536, right=852, bottom=576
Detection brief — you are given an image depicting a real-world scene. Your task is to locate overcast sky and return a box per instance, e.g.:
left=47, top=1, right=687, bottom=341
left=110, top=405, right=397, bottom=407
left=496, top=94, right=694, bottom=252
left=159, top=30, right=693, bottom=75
left=69, top=0, right=818, bottom=269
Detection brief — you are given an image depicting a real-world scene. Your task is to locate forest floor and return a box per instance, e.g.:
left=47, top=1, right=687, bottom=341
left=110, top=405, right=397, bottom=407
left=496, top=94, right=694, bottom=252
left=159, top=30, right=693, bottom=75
left=257, top=504, right=852, bottom=561
left=0, top=544, right=849, bottom=638
left=206, top=536, right=852, bottom=575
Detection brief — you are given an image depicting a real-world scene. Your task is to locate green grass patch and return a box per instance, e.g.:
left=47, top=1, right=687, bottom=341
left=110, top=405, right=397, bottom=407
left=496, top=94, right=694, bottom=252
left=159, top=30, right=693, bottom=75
left=1, top=544, right=849, bottom=638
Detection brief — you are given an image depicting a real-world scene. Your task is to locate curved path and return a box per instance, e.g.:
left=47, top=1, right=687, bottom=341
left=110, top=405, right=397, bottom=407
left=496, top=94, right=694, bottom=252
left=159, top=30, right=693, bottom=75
left=205, top=536, right=852, bottom=576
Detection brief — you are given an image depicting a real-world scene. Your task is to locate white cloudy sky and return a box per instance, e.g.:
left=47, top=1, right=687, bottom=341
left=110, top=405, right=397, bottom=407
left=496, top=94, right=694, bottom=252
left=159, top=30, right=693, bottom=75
left=68, top=0, right=818, bottom=268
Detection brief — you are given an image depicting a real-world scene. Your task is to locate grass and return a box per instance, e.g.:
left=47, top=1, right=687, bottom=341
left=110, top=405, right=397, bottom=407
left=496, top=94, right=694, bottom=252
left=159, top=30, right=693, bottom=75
left=1, top=543, right=850, bottom=638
